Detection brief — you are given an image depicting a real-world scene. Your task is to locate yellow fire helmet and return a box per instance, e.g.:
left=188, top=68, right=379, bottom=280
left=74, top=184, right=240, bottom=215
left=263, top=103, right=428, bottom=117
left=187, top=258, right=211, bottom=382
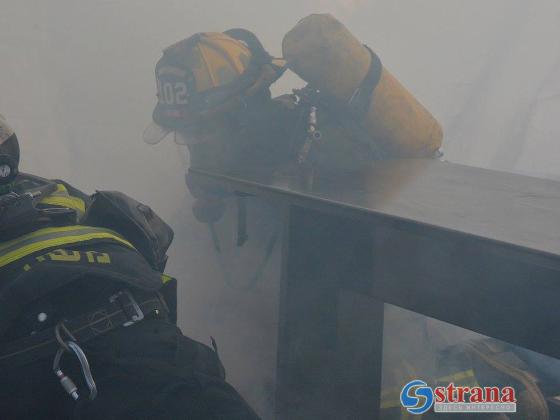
left=144, top=29, right=286, bottom=145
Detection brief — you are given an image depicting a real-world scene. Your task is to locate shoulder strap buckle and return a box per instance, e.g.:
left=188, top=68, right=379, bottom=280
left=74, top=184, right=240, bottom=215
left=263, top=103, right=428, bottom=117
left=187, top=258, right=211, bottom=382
left=109, top=289, right=144, bottom=327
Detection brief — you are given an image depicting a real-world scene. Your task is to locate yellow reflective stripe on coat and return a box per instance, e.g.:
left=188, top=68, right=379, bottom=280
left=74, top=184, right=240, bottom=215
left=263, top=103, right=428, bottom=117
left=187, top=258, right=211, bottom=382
left=435, top=369, right=478, bottom=388
left=39, top=184, right=86, bottom=216
left=0, top=225, right=134, bottom=269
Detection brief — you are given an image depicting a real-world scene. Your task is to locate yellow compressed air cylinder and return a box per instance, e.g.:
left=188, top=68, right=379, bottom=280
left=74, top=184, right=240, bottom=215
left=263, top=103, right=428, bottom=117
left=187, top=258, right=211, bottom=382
left=282, top=14, right=443, bottom=158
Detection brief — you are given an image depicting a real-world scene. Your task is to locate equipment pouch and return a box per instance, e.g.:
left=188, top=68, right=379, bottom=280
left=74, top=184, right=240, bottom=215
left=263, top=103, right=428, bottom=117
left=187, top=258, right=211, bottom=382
left=83, top=191, right=174, bottom=271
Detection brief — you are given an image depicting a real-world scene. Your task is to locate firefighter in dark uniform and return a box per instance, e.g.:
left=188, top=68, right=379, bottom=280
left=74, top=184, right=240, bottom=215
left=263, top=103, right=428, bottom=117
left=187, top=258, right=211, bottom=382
left=143, top=29, right=294, bottom=226
left=142, top=24, right=444, bottom=218
left=0, top=115, right=260, bottom=419
left=142, top=16, right=555, bottom=418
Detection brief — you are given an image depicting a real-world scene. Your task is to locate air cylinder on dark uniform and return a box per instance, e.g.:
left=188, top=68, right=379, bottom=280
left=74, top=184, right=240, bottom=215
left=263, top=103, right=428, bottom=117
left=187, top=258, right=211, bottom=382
left=282, top=14, right=443, bottom=158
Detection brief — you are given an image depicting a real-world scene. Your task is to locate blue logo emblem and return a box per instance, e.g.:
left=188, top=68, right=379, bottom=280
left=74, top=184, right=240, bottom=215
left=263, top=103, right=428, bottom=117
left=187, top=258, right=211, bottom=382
left=400, top=380, right=434, bottom=415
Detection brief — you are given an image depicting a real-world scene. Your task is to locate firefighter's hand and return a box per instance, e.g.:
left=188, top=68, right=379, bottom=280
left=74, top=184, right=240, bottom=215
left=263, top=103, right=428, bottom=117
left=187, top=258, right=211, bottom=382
left=192, top=198, right=225, bottom=224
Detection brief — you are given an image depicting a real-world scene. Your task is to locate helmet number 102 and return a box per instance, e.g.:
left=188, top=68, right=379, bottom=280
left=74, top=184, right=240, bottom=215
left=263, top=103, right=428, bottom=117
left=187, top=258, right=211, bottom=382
left=158, top=81, right=188, bottom=105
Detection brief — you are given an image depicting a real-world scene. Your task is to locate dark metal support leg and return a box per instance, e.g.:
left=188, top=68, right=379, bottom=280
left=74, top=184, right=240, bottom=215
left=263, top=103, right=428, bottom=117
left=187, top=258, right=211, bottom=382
left=275, top=206, right=384, bottom=419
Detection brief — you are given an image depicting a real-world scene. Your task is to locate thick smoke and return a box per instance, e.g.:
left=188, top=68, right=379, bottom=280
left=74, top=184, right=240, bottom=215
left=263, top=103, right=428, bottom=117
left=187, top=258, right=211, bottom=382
left=2, top=0, right=560, bottom=417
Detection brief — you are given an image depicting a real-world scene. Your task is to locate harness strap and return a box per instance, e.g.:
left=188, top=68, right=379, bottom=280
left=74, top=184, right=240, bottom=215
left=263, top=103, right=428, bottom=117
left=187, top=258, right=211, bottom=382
left=13, top=173, right=59, bottom=201
left=293, top=47, right=385, bottom=162
left=0, top=289, right=167, bottom=370
left=224, top=28, right=272, bottom=65
left=347, top=46, right=383, bottom=119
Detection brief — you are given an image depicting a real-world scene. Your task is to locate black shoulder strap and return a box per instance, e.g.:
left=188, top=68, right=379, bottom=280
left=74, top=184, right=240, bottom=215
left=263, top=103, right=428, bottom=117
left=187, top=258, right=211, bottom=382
left=292, top=46, right=386, bottom=160
left=347, top=45, right=383, bottom=119
left=14, top=173, right=58, bottom=200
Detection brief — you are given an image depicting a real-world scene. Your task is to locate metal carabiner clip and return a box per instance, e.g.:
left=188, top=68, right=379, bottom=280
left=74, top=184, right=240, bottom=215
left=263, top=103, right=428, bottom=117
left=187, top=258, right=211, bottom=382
left=53, top=323, right=98, bottom=401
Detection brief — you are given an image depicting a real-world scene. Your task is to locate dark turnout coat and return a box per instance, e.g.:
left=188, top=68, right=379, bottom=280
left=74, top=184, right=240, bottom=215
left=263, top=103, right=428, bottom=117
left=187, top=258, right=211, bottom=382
left=0, top=174, right=259, bottom=420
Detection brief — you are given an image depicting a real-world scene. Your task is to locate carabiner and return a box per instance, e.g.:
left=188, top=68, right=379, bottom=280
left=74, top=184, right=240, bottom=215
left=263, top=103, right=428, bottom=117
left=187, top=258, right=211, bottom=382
left=52, top=323, right=98, bottom=401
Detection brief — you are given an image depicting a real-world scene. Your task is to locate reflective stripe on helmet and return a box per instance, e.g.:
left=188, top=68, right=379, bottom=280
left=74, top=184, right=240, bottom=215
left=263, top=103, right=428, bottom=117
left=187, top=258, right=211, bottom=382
left=0, top=225, right=135, bottom=268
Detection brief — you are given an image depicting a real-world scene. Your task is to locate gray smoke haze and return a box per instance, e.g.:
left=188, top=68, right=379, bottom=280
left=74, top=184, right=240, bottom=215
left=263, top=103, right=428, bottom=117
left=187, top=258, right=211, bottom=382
left=2, top=0, right=560, bottom=417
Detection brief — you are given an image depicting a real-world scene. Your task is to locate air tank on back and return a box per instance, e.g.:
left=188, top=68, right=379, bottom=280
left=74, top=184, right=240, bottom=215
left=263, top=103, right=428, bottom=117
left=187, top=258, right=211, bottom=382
left=282, top=14, right=443, bottom=158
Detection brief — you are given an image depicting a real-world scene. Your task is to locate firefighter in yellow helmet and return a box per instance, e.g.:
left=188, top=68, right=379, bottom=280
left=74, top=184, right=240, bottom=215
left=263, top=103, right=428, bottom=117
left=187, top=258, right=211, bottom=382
left=0, top=115, right=260, bottom=419
left=144, top=19, right=445, bottom=172
left=143, top=29, right=291, bottom=223
left=143, top=22, right=445, bottom=222
left=145, top=30, right=286, bottom=144
left=142, top=17, right=556, bottom=420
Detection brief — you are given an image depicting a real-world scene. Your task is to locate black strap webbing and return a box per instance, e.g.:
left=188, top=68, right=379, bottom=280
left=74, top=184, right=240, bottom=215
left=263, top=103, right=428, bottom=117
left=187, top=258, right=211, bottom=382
left=295, top=46, right=385, bottom=160
left=224, top=28, right=272, bottom=65
left=0, top=290, right=166, bottom=370
left=347, top=45, right=383, bottom=119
